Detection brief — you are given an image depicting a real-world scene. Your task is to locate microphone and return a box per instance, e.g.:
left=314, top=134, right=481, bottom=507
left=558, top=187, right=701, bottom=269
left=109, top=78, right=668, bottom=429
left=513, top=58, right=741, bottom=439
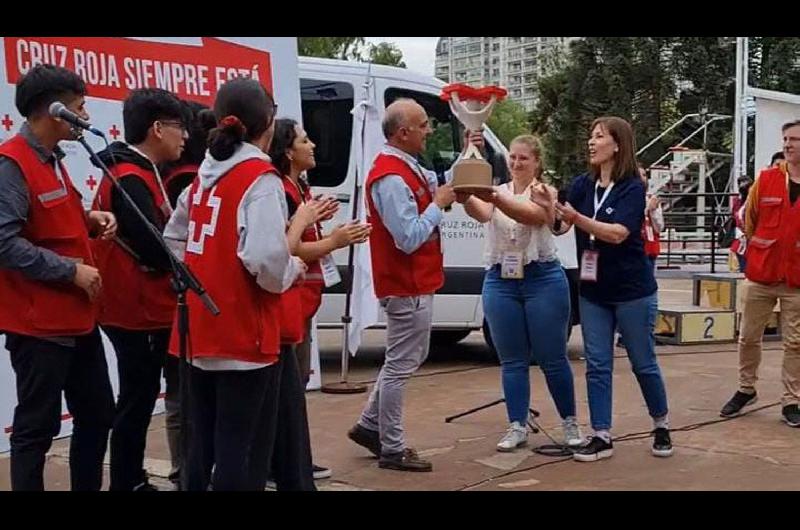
left=48, top=102, right=105, bottom=137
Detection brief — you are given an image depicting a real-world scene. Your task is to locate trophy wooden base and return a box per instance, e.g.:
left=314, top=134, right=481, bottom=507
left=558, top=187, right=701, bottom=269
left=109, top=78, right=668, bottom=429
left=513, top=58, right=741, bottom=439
left=452, top=158, right=493, bottom=191
left=452, top=184, right=495, bottom=194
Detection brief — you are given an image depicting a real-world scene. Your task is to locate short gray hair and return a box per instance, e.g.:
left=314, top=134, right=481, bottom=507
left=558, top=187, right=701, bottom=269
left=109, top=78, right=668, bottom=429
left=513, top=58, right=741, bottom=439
left=382, top=98, right=416, bottom=140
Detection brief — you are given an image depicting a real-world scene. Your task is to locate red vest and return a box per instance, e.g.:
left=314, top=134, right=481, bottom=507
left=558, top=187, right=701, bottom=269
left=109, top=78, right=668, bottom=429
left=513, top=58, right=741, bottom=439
left=745, top=166, right=800, bottom=287
left=365, top=153, right=444, bottom=298
left=642, top=214, right=661, bottom=257
left=164, top=163, right=199, bottom=205
left=283, top=176, right=324, bottom=323
left=164, top=163, right=199, bottom=188
left=91, top=162, right=175, bottom=330
left=168, top=158, right=282, bottom=363
left=0, top=135, right=96, bottom=336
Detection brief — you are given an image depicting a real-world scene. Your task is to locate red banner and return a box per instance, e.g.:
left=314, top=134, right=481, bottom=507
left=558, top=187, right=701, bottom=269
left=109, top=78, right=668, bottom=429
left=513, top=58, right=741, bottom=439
left=3, top=37, right=273, bottom=106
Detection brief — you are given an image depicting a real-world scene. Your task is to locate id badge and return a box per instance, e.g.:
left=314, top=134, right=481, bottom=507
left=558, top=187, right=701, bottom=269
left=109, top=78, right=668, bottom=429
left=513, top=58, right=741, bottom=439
left=644, top=223, right=655, bottom=242
left=580, top=250, right=599, bottom=282
left=320, top=254, right=342, bottom=287
left=501, top=251, right=524, bottom=279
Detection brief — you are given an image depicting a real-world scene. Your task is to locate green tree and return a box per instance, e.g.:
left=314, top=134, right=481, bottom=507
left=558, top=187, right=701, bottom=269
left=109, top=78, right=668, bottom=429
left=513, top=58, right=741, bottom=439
left=298, top=37, right=407, bottom=68
left=486, top=99, right=531, bottom=148
left=532, top=37, right=717, bottom=184
left=297, top=37, right=365, bottom=60
left=367, top=42, right=406, bottom=68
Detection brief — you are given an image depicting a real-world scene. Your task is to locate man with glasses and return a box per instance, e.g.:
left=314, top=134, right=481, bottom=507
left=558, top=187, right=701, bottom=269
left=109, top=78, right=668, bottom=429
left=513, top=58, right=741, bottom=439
left=90, top=88, right=189, bottom=490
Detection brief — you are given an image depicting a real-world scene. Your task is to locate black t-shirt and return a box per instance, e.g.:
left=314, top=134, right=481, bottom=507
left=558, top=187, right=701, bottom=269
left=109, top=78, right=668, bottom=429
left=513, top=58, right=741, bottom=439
left=790, top=178, right=800, bottom=206
left=567, top=173, right=658, bottom=304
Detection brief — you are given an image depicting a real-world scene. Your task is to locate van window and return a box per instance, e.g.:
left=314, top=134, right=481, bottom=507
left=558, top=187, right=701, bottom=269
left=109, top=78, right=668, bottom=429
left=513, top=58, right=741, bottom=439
left=300, top=79, right=354, bottom=187
left=384, top=87, right=462, bottom=178
left=384, top=87, right=502, bottom=183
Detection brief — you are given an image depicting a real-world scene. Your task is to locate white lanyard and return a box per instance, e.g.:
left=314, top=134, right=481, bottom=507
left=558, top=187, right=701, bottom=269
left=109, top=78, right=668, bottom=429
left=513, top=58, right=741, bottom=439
left=127, top=144, right=173, bottom=216
left=589, top=180, right=614, bottom=244
left=593, top=180, right=614, bottom=219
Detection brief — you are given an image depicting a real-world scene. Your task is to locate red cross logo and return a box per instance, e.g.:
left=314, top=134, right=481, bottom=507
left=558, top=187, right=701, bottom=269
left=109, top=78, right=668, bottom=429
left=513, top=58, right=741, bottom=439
left=2, top=114, right=13, bottom=132
left=108, top=124, right=121, bottom=140
left=85, top=175, right=98, bottom=191
left=186, top=186, right=221, bottom=255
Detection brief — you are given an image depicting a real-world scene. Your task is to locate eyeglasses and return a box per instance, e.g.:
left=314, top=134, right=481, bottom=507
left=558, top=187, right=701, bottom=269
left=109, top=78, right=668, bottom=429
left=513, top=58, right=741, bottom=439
left=158, top=120, right=187, bottom=133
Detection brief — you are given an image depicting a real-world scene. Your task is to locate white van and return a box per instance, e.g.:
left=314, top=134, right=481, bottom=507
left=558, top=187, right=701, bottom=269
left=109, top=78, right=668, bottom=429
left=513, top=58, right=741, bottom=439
left=297, top=57, right=580, bottom=355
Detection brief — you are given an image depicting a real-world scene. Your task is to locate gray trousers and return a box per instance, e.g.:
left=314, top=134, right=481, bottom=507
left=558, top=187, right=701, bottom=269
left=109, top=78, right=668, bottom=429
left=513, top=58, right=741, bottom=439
left=358, top=294, right=433, bottom=455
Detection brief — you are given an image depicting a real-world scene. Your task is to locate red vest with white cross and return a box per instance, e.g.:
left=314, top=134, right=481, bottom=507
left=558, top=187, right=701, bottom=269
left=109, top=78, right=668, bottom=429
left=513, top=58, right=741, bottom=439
left=745, top=166, right=800, bottom=287
left=365, top=153, right=444, bottom=298
left=0, top=134, right=96, bottom=337
left=168, top=158, right=282, bottom=362
left=91, top=162, right=176, bottom=330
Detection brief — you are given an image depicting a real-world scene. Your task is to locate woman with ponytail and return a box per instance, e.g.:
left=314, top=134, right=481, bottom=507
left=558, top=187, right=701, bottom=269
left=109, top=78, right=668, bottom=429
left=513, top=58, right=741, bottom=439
left=163, top=78, right=326, bottom=490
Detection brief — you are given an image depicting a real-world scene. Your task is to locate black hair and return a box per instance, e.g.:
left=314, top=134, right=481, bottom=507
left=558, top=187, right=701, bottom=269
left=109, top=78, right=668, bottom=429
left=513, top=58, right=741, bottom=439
left=15, top=64, right=86, bottom=118
left=268, top=118, right=299, bottom=177
left=177, top=100, right=216, bottom=165
left=122, top=88, right=186, bottom=144
left=160, top=100, right=217, bottom=205
left=208, top=78, right=275, bottom=161
left=771, top=151, right=785, bottom=165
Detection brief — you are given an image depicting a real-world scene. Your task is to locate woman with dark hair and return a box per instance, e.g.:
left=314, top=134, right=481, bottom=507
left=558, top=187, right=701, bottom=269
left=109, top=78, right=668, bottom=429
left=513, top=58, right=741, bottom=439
left=554, top=116, right=672, bottom=462
left=268, top=118, right=370, bottom=485
left=162, top=78, right=324, bottom=490
left=154, top=99, right=216, bottom=490
left=729, top=176, right=753, bottom=272
left=162, top=100, right=217, bottom=207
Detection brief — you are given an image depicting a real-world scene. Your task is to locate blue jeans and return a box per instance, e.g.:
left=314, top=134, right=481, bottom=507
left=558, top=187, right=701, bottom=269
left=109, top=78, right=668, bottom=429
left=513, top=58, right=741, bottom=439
left=579, top=293, right=669, bottom=431
left=482, top=260, right=576, bottom=424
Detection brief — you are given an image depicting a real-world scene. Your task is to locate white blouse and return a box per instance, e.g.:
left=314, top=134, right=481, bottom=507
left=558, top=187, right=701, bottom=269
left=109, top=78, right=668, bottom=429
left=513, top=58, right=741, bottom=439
left=484, top=182, right=559, bottom=268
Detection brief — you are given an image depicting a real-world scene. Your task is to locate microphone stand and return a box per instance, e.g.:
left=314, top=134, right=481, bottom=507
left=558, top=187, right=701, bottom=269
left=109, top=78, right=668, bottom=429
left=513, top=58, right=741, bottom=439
left=74, top=130, right=219, bottom=492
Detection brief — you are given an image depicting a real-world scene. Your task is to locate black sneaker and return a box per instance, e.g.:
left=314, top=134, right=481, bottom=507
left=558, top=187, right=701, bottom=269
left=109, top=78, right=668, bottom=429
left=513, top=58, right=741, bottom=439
left=378, top=447, right=432, bottom=472
left=720, top=390, right=758, bottom=417
left=573, top=436, right=614, bottom=462
left=651, top=427, right=673, bottom=457
left=782, top=405, right=800, bottom=428
left=312, top=464, right=332, bottom=480
left=347, top=424, right=381, bottom=457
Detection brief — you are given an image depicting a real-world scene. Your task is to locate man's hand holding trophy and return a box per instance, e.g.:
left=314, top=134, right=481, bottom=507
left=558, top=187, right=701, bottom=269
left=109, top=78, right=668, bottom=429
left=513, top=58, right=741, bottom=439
left=440, top=83, right=507, bottom=201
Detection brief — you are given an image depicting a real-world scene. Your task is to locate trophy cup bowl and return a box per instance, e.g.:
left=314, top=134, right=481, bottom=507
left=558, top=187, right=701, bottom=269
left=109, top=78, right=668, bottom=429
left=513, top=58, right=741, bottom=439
left=440, top=84, right=507, bottom=194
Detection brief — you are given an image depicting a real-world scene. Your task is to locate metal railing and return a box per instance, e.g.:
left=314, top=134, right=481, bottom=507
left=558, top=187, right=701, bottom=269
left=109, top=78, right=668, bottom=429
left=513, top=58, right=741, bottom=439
left=656, top=192, right=738, bottom=273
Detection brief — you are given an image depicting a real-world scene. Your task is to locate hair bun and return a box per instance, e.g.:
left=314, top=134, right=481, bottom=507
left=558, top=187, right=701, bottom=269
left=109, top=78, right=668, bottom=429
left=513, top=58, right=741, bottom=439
left=219, top=115, right=247, bottom=137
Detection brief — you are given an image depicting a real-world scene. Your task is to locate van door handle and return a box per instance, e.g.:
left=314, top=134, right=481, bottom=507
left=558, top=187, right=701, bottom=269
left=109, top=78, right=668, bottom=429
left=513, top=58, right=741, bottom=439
left=334, top=193, right=350, bottom=203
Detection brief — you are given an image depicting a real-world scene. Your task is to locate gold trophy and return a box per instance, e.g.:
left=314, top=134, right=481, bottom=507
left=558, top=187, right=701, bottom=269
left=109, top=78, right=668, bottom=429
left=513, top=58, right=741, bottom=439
left=440, top=83, right=507, bottom=193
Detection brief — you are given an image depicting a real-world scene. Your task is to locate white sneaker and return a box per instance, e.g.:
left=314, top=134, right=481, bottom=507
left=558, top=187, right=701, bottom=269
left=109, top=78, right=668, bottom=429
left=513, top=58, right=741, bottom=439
left=496, top=421, right=528, bottom=452
left=562, top=418, right=583, bottom=448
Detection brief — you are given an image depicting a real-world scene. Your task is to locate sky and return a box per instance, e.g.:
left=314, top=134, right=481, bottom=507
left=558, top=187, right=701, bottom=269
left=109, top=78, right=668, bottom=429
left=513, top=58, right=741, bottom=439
left=364, top=37, right=440, bottom=76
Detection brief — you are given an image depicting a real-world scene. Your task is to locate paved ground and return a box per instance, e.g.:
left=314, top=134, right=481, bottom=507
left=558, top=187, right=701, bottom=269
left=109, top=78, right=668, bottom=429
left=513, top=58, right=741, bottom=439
left=2, top=279, right=798, bottom=491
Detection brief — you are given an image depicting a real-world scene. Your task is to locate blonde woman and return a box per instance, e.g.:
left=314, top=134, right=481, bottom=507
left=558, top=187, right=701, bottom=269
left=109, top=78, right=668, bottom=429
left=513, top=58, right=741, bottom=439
left=458, top=135, right=580, bottom=452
